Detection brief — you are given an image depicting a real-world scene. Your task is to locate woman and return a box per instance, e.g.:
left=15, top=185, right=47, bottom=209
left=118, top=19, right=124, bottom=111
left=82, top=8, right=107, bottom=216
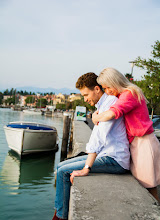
left=92, top=67, right=160, bottom=201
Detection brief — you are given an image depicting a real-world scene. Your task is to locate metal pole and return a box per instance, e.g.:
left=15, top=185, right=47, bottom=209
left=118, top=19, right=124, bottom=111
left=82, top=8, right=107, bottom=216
left=129, top=61, right=136, bottom=77
left=131, top=66, right=134, bottom=75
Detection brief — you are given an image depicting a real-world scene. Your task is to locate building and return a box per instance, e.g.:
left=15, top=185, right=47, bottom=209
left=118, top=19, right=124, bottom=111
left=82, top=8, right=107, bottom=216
left=68, top=93, right=82, bottom=102
left=54, top=93, right=66, bottom=105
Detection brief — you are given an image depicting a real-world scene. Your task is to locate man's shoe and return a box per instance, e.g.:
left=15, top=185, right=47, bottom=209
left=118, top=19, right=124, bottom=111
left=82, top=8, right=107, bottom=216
left=52, top=210, right=59, bottom=220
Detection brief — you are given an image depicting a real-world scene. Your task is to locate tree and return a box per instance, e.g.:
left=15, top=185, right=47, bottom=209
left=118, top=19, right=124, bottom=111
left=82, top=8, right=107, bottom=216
left=0, top=92, right=3, bottom=105
left=135, top=40, right=160, bottom=116
left=125, top=73, right=134, bottom=81
left=66, top=102, right=72, bottom=110
left=71, top=98, right=95, bottom=111
left=24, top=90, right=29, bottom=95
left=56, top=103, right=66, bottom=110
left=9, top=88, right=15, bottom=95
left=5, top=96, right=15, bottom=105
left=3, top=89, right=9, bottom=95
left=25, top=96, right=35, bottom=104
left=20, top=90, right=24, bottom=95
left=36, top=98, right=48, bottom=108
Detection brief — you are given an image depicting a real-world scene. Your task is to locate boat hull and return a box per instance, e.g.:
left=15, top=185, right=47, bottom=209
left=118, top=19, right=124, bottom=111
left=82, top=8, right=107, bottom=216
left=4, top=122, right=58, bottom=155
left=23, top=109, right=42, bottom=115
left=4, top=127, right=24, bottom=155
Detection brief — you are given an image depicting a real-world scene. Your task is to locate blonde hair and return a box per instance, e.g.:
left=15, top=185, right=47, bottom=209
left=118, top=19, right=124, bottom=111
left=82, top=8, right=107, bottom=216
left=97, top=67, right=146, bottom=103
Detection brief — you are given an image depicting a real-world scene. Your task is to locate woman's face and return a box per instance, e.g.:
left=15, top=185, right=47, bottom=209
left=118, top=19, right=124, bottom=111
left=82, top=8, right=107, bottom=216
left=101, top=84, right=119, bottom=97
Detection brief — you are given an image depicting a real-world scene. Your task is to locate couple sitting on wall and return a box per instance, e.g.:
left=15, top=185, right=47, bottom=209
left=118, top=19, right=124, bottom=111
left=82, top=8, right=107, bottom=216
left=52, top=68, right=160, bottom=220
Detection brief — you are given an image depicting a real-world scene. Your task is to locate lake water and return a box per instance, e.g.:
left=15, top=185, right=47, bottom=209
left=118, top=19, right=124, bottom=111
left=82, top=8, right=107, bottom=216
left=0, top=108, right=64, bottom=220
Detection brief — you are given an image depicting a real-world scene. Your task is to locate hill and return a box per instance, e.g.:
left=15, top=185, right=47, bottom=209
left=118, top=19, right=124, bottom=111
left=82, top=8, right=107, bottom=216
left=1, top=86, right=79, bottom=95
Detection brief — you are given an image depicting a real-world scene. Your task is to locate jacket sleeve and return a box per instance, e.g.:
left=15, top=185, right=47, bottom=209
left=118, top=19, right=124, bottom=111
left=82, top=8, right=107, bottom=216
left=110, top=91, right=139, bottom=119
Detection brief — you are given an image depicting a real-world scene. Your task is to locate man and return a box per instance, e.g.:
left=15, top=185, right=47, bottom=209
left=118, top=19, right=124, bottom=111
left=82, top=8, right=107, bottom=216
left=70, top=72, right=130, bottom=181
left=52, top=72, right=130, bottom=220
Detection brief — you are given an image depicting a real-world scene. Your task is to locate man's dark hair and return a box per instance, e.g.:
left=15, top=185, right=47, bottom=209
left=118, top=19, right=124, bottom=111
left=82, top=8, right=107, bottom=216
left=76, top=72, right=102, bottom=90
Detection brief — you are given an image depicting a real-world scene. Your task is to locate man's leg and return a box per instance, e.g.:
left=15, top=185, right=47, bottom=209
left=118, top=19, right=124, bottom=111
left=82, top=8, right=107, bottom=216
left=55, top=155, right=88, bottom=219
left=56, top=155, right=88, bottom=170
left=55, top=155, right=126, bottom=219
left=91, top=156, right=127, bottom=174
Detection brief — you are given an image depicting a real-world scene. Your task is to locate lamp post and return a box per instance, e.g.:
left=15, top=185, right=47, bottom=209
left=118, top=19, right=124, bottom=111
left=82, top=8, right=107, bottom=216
left=129, top=61, right=136, bottom=76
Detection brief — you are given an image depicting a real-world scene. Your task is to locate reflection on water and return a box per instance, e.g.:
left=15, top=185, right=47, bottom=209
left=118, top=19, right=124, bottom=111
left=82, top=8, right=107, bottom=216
left=0, top=150, right=57, bottom=220
left=1, top=151, right=20, bottom=193
left=0, top=108, right=63, bottom=220
left=1, top=151, right=55, bottom=195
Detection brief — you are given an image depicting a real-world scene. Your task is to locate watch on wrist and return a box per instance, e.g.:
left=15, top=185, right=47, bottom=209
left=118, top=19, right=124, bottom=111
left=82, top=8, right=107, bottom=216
left=84, top=165, right=91, bottom=171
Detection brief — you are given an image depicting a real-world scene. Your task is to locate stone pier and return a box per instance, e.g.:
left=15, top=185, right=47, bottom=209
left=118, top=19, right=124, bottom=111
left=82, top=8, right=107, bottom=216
left=68, top=120, right=160, bottom=220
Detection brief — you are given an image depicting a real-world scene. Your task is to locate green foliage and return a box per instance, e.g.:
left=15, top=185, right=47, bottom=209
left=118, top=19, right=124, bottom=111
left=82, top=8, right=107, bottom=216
left=66, top=102, right=72, bottom=110
left=36, top=98, right=48, bottom=108
left=0, top=92, right=3, bottom=105
left=56, top=98, right=95, bottom=111
left=25, top=96, right=35, bottom=104
left=5, top=96, right=16, bottom=105
left=125, top=73, right=134, bottom=81
left=3, top=89, right=9, bottom=95
left=56, top=103, right=66, bottom=110
left=3, top=88, right=34, bottom=96
left=135, top=40, right=160, bottom=114
left=44, top=92, right=55, bottom=95
left=5, top=98, right=13, bottom=105
left=71, top=98, right=95, bottom=111
left=23, top=90, right=30, bottom=95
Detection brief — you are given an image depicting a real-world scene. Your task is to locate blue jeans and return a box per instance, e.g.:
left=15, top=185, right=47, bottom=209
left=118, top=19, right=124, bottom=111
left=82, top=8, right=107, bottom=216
left=55, top=155, right=127, bottom=219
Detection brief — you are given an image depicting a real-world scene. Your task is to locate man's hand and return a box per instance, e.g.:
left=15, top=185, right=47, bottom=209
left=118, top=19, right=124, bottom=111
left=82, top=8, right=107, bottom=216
left=92, top=110, right=99, bottom=125
left=70, top=168, right=90, bottom=184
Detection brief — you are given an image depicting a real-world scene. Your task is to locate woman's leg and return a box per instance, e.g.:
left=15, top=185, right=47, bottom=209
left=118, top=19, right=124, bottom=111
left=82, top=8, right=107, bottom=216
left=130, top=134, right=160, bottom=203
left=55, top=155, right=127, bottom=219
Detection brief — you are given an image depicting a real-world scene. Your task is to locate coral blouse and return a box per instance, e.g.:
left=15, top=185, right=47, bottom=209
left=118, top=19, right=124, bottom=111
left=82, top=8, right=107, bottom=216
left=109, top=90, right=154, bottom=143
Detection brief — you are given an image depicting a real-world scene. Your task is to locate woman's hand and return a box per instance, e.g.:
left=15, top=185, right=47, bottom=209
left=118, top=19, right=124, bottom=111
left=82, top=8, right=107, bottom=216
left=70, top=168, right=90, bottom=184
left=92, top=110, right=99, bottom=125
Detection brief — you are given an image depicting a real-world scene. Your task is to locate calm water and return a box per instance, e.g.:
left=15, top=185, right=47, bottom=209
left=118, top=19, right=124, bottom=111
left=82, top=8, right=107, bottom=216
left=0, top=108, right=63, bottom=220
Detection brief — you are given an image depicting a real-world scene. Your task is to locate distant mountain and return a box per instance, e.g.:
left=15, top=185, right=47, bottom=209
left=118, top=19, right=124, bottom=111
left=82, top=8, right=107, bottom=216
left=1, top=86, right=79, bottom=95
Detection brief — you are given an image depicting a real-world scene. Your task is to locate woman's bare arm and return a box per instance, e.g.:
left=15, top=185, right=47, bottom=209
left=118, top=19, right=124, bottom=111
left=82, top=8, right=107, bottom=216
left=92, top=110, right=116, bottom=125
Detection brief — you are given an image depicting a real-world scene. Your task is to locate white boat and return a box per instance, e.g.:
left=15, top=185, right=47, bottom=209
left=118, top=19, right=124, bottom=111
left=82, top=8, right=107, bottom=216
left=4, top=121, right=58, bottom=156
left=23, top=109, right=42, bottom=115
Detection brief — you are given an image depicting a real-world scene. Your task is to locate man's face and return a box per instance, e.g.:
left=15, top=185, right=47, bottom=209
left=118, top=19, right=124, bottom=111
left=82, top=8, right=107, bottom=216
left=80, top=87, right=100, bottom=106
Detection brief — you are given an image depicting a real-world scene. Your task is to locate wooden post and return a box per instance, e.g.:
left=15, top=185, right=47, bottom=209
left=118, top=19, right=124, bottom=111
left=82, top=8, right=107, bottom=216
left=61, top=113, right=71, bottom=161
left=68, top=111, right=74, bottom=151
left=68, top=123, right=73, bottom=151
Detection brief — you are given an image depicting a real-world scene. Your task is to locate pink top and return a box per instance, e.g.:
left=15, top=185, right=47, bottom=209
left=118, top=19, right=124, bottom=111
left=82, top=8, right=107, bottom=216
left=110, top=90, right=154, bottom=143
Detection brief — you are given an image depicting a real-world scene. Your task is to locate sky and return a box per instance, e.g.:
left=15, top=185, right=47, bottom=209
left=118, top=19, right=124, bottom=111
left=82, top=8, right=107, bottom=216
left=0, top=0, right=160, bottom=90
